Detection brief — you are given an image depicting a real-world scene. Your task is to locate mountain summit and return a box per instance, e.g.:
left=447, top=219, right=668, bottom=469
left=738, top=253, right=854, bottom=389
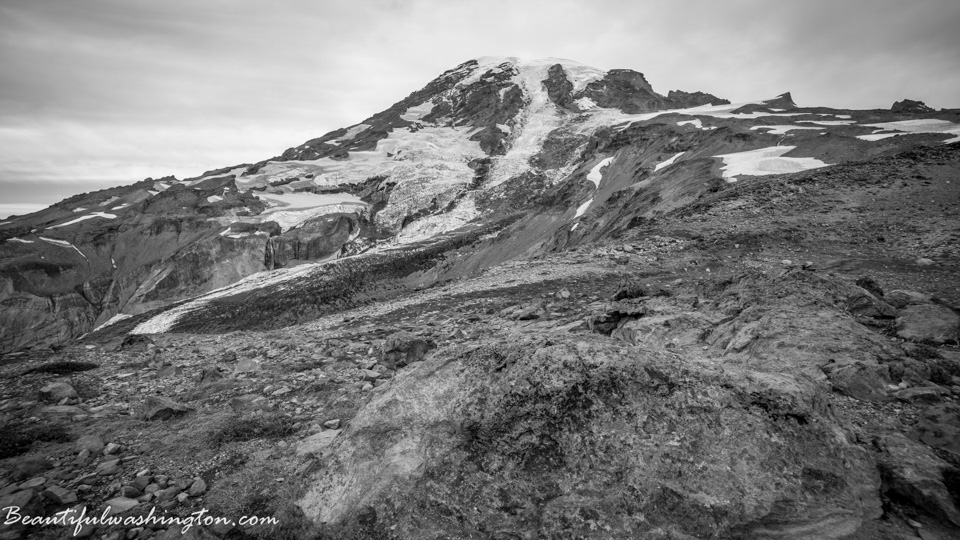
left=1, top=57, right=960, bottom=539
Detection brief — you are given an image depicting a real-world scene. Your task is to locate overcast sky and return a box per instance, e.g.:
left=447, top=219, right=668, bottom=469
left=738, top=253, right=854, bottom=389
left=2, top=0, right=959, bottom=217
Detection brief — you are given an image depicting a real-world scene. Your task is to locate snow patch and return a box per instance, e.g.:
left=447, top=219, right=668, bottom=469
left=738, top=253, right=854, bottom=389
left=714, top=146, right=830, bottom=181
left=49, top=212, right=116, bottom=228
left=750, top=125, right=824, bottom=135
left=797, top=120, right=856, bottom=126
left=856, top=119, right=960, bottom=144
left=586, top=157, right=614, bottom=187
left=93, top=313, right=133, bottom=332
left=575, top=97, right=597, bottom=110
left=574, top=198, right=593, bottom=219
left=654, top=152, right=684, bottom=172
left=38, top=236, right=87, bottom=258
left=131, top=259, right=332, bottom=334
left=677, top=119, right=703, bottom=129
left=400, top=102, right=435, bottom=122
left=496, top=123, right=512, bottom=134
left=207, top=195, right=223, bottom=203
left=329, top=123, right=370, bottom=144
left=7, top=237, right=33, bottom=244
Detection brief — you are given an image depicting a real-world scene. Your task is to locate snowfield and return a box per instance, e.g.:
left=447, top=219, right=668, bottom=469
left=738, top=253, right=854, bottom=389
left=586, top=157, right=614, bottom=187
left=574, top=198, right=593, bottom=219
left=714, top=146, right=830, bottom=181
left=857, top=119, right=960, bottom=144
left=131, top=258, right=337, bottom=334
left=49, top=212, right=117, bottom=229
left=750, top=125, right=824, bottom=135
left=654, top=152, right=684, bottom=172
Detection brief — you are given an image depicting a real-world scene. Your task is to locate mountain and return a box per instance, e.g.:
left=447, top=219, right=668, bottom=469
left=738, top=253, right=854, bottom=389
left=1, top=57, right=959, bottom=539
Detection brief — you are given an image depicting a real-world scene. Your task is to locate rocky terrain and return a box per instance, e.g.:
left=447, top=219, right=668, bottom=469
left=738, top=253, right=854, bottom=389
left=1, top=57, right=960, bottom=539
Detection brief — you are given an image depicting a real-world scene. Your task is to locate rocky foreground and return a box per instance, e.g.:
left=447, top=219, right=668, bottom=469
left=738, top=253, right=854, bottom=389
left=1, top=142, right=959, bottom=539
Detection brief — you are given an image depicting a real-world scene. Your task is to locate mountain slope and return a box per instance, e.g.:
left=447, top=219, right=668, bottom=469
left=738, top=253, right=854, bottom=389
left=1, top=57, right=960, bottom=540
left=3, top=57, right=959, bottom=352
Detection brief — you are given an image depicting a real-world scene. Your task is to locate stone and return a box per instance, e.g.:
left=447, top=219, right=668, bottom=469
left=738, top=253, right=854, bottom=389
left=895, top=386, right=948, bottom=405
left=0, top=490, right=43, bottom=522
left=119, top=334, right=154, bottom=352
left=360, top=369, right=381, bottom=382
left=17, top=476, right=47, bottom=490
left=896, top=304, right=960, bottom=344
left=188, top=478, right=207, bottom=497
left=103, top=442, right=122, bottom=455
left=878, top=434, right=960, bottom=527
left=121, top=485, right=143, bottom=498
left=324, top=418, right=341, bottom=430
left=39, top=381, right=78, bottom=403
left=197, top=367, right=223, bottom=384
left=40, top=405, right=84, bottom=416
left=886, top=290, right=933, bottom=309
left=155, top=486, right=181, bottom=503
left=222, top=350, right=238, bottom=363
left=234, top=357, right=261, bottom=373
left=229, top=394, right=268, bottom=412
left=845, top=287, right=898, bottom=319
left=381, top=332, right=434, bottom=370
left=141, top=395, right=193, bottom=421
left=916, top=258, right=935, bottom=266
left=821, top=361, right=891, bottom=402
left=913, top=404, right=960, bottom=458
left=104, top=496, right=140, bottom=515
left=155, top=364, right=183, bottom=379
left=75, top=434, right=105, bottom=454
left=133, top=476, right=153, bottom=491
left=41, top=485, right=78, bottom=504
left=295, top=429, right=341, bottom=458
left=96, top=459, right=122, bottom=476
left=271, top=386, right=292, bottom=396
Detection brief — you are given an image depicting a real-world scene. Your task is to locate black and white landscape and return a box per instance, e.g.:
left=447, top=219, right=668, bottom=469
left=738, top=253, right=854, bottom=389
left=1, top=2, right=959, bottom=539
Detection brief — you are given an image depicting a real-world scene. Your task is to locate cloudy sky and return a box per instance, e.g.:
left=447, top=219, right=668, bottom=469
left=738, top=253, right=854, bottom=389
left=2, top=0, right=959, bottom=217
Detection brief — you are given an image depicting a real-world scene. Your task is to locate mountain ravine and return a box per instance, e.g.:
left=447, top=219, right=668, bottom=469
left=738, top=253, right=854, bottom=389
left=1, top=57, right=959, bottom=540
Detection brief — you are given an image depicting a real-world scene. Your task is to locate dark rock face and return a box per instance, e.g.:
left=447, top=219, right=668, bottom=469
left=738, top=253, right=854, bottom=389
left=544, top=63, right=575, bottom=108
left=892, top=99, right=935, bottom=113
left=579, top=69, right=667, bottom=113
left=666, top=89, right=730, bottom=108
left=265, top=214, right=361, bottom=269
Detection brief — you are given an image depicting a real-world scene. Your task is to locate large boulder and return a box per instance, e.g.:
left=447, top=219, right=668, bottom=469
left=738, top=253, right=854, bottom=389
left=381, top=331, right=434, bottom=370
left=140, top=395, right=193, bottom=421
left=300, top=335, right=882, bottom=539
left=896, top=304, right=960, bottom=344
left=38, top=380, right=78, bottom=402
